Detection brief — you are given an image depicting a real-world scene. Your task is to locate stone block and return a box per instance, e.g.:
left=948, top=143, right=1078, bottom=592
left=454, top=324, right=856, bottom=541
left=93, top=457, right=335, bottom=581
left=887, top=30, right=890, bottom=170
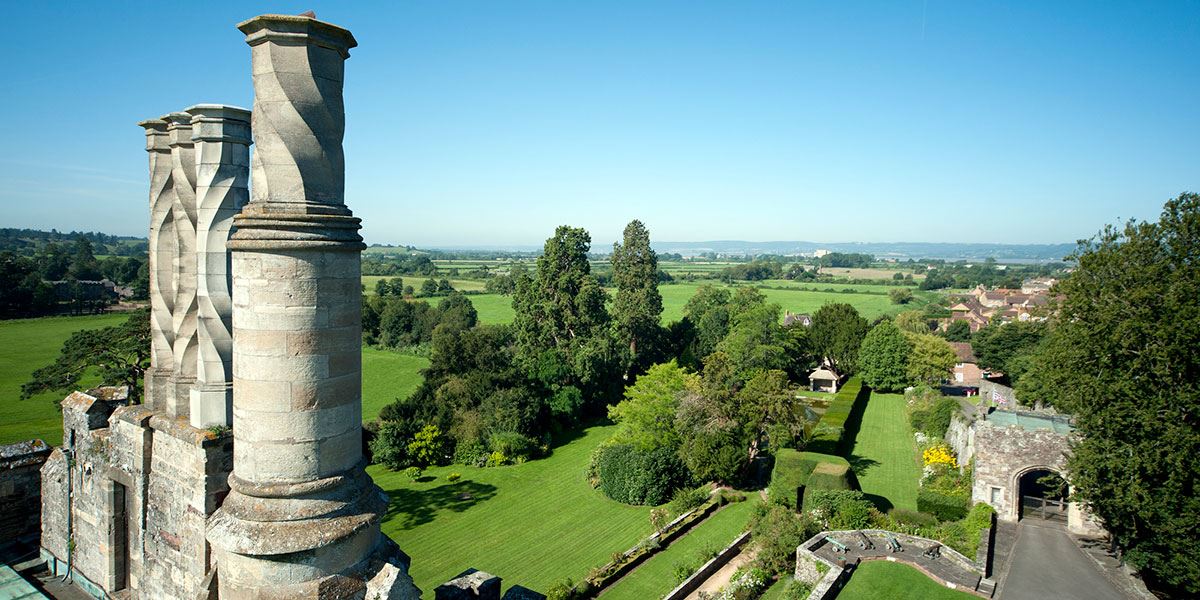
left=435, top=569, right=502, bottom=600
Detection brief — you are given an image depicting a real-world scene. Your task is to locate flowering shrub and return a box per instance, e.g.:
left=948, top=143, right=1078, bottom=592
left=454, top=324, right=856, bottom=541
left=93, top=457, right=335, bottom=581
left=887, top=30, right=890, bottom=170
left=922, top=443, right=958, bottom=469
left=713, top=567, right=768, bottom=600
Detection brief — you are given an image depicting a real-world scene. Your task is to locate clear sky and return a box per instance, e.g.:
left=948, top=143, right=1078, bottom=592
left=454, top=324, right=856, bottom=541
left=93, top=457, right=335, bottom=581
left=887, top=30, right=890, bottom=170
left=2, top=1, right=1197, bottom=247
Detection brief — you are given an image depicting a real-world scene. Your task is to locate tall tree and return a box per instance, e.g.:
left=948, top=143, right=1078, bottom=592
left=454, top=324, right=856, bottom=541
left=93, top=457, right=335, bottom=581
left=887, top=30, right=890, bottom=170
left=905, top=333, right=957, bottom=385
left=680, top=285, right=732, bottom=365
left=611, top=220, right=664, bottom=377
left=22, top=308, right=151, bottom=403
left=607, top=360, right=697, bottom=451
left=1022, top=193, right=1200, bottom=595
left=858, top=320, right=913, bottom=392
left=809, top=303, right=869, bottom=375
left=512, top=226, right=614, bottom=403
left=972, top=321, right=1047, bottom=381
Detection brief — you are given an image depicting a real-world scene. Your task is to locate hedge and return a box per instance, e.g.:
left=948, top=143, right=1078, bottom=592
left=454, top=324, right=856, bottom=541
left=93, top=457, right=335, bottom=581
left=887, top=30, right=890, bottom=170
left=595, top=443, right=691, bottom=505
left=807, top=376, right=869, bottom=455
left=806, top=462, right=853, bottom=492
left=768, top=449, right=850, bottom=510
left=917, top=488, right=970, bottom=522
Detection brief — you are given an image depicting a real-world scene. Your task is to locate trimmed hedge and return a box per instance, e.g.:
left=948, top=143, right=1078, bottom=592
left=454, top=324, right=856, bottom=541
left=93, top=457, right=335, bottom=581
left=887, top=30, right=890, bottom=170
left=595, top=443, right=690, bottom=505
left=917, top=488, right=970, bottom=521
left=768, top=450, right=850, bottom=510
left=807, top=376, right=869, bottom=455
left=806, top=462, right=853, bottom=493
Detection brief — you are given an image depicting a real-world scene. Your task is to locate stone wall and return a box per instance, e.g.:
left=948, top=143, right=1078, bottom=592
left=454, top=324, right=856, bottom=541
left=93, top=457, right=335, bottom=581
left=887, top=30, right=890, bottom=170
left=0, top=439, right=52, bottom=551
left=945, top=412, right=975, bottom=466
left=40, top=388, right=233, bottom=599
left=971, top=419, right=1069, bottom=522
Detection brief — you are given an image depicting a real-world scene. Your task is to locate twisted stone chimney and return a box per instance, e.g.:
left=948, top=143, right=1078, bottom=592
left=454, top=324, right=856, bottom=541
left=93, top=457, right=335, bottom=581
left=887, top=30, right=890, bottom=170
left=138, top=118, right=175, bottom=410
left=207, top=14, right=419, bottom=599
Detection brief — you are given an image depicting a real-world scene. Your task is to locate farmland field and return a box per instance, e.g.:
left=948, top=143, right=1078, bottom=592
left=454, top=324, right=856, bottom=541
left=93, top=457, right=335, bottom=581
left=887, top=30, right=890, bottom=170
left=362, top=275, right=487, bottom=293
left=658, top=283, right=915, bottom=323
left=370, top=425, right=654, bottom=595
left=818, top=266, right=926, bottom=281
left=0, top=313, right=127, bottom=445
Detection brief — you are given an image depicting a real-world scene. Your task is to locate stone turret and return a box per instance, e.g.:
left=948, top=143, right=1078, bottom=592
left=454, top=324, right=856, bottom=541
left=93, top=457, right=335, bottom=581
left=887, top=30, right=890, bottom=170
left=206, top=14, right=419, bottom=599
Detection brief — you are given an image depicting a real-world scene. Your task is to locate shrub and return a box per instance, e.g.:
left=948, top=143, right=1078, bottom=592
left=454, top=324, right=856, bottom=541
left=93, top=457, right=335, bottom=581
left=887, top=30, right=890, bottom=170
left=403, top=466, right=422, bottom=481
left=917, top=488, right=970, bottom=521
left=889, top=508, right=939, bottom=527
left=593, top=443, right=691, bottom=505
left=545, top=578, right=575, bottom=600
left=781, top=579, right=814, bottom=600
left=806, top=489, right=873, bottom=529
left=751, top=503, right=817, bottom=577
left=668, top=486, right=710, bottom=516
left=446, top=472, right=462, bottom=482
left=453, top=438, right=487, bottom=466
left=489, top=431, right=537, bottom=463
left=485, top=450, right=508, bottom=467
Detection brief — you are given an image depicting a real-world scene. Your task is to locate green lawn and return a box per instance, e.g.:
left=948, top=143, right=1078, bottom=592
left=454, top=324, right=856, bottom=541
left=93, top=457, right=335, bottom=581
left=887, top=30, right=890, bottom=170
left=835, top=560, right=975, bottom=600
left=466, top=293, right=517, bottom=325
left=370, top=425, right=655, bottom=595
left=361, top=348, right=429, bottom=422
left=600, top=496, right=760, bottom=600
left=0, top=313, right=128, bottom=446
left=846, top=392, right=922, bottom=512
left=657, top=284, right=915, bottom=324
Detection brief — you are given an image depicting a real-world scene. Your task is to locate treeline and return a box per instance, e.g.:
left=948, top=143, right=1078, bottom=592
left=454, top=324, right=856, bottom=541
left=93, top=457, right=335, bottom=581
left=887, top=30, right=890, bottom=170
left=362, top=254, right=437, bottom=277
left=1, top=238, right=147, bottom=318
left=917, top=259, right=1069, bottom=290
left=362, top=292, right=477, bottom=350
left=0, top=228, right=147, bottom=257
left=817, top=252, right=874, bottom=268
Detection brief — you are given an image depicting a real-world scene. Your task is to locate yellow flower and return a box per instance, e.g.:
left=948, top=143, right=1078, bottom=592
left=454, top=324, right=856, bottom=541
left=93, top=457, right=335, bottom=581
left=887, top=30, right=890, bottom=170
left=922, top=444, right=958, bottom=468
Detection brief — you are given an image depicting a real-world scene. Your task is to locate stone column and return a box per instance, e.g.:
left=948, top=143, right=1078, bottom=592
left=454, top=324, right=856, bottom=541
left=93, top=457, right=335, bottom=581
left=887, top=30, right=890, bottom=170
left=209, top=15, right=416, bottom=599
left=186, top=104, right=251, bottom=428
left=138, top=118, right=176, bottom=410
left=164, top=112, right=198, bottom=419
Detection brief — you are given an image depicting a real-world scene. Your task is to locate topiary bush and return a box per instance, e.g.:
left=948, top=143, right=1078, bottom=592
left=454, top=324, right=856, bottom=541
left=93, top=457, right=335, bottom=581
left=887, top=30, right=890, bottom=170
left=593, top=443, right=691, bottom=505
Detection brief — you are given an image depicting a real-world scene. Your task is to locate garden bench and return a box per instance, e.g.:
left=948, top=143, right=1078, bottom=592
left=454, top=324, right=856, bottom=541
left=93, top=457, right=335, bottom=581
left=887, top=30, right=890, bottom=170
left=824, top=536, right=849, bottom=553
left=855, top=530, right=874, bottom=550
left=923, top=543, right=942, bottom=559
left=886, top=534, right=902, bottom=553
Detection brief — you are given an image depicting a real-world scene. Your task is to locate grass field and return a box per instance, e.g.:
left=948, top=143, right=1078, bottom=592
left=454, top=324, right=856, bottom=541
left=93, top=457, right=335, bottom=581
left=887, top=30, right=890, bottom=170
left=369, top=425, right=655, bottom=595
left=835, top=560, right=975, bottom=599
left=0, top=313, right=128, bottom=445
left=818, top=267, right=926, bottom=281
left=361, top=348, right=429, bottom=422
left=465, top=293, right=516, bottom=324
left=362, top=275, right=487, bottom=293
left=658, top=284, right=911, bottom=323
left=846, top=391, right=922, bottom=512
left=600, top=496, right=761, bottom=600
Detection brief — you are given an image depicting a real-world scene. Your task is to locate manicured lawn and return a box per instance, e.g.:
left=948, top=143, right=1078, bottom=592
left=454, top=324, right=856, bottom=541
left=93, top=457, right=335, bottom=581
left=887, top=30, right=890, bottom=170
left=370, top=426, right=655, bottom=595
left=0, top=313, right=128, bottom=446
left=600, top=496, right=761, bottom=600
left=836, top=560, right=975, bottom=600
left=361, top=348, right=429, bottom=422
left=846, top=392, right=922, bottom=512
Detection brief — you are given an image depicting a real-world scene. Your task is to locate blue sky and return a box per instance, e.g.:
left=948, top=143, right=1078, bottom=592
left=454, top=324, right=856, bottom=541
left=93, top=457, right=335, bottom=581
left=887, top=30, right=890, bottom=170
left=2, top=1, right=1197, bottom=247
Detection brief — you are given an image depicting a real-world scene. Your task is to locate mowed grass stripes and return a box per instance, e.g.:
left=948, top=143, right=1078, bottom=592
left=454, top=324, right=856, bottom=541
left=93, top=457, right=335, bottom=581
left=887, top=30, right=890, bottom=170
left=847, top=391, right=922, bottom=512
left=369, top=426, right=655, bottom=595
left=600, top=496, right=760, bottom=600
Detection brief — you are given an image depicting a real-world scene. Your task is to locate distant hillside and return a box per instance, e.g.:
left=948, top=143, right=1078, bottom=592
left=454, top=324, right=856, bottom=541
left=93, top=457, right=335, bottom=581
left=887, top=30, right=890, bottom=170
left=0, top=228, right=147, bottom=257
left=648, top=240, right=1075, bottom=262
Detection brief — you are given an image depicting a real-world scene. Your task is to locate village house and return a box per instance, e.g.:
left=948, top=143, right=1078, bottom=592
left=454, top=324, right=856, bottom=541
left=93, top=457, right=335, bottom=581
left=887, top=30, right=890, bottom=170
left=782, top=311, right=812, bottom=327
left=950, top=342, right=983, bottom=386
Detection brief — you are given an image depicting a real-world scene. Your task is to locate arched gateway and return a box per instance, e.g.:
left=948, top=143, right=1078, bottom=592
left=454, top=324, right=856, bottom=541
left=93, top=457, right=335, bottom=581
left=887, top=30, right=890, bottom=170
left=946, top=406, right=1103, bottom=535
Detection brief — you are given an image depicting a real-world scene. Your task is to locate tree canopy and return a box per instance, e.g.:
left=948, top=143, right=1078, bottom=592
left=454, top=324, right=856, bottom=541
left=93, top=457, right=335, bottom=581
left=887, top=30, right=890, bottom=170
left=23, top=308, right=150, bottom=403
left=1018, top=193, right=1200, bottom=595
left=610, top=220, right=665, bottom=377
left=809, top=303, right=869, bottom=375
left=858, top=319, right=912, bottom=392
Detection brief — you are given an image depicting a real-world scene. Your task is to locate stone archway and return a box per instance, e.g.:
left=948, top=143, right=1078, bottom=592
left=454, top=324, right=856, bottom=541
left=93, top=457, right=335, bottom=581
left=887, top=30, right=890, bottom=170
left=1012, top=465, right=1069, bottom=525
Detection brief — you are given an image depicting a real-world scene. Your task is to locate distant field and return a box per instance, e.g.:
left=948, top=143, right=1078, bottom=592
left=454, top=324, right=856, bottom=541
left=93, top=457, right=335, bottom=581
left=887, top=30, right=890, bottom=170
left=361, top=348, right=429, bottom=422
left=466, top=294, right=516, bottom=324
left=370, top=425, right=654, bottom=595
left=362, top=275, right=487, bottom=293
left=0, top=313, right=127, bottom=446
left=658, top=283, right=918, bottom=323
left=819, top=266, right=925, bottom=280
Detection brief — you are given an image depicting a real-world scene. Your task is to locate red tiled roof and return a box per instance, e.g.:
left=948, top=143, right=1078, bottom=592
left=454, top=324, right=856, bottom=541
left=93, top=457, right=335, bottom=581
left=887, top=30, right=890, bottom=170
left=949, top=342, right=976, bottom=363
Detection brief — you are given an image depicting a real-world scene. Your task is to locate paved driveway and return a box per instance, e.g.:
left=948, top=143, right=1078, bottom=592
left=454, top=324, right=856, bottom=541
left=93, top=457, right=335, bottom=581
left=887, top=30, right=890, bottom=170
left=998, top=521, right=1127, bottom=600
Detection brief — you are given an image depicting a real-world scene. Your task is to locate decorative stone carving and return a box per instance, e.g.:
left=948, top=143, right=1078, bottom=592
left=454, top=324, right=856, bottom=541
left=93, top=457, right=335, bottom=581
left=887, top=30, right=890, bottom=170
left=186, top=104, right=251, bottom=428
left=208, top=14, right=418, bottom=598
left=139, top=118, right=176, bottom=411
left=164, top=112, right=199, bottom=419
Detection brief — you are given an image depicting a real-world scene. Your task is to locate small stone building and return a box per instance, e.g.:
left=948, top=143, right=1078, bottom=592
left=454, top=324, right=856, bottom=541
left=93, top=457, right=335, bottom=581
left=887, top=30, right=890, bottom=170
left=809, top=367, right=841, bottom=393
left=945, top=404, right=1103, bottom=535
left=1, top=439, right=52, bottom=556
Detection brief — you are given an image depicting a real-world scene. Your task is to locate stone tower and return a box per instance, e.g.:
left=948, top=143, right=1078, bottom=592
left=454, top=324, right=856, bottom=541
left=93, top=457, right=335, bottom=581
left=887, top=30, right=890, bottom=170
left=206, top=14, right=419, bottom=599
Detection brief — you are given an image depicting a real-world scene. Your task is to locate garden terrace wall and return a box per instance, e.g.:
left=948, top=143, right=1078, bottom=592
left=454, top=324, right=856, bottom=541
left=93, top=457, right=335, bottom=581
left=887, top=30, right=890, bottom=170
left=662, top=531, right=751, bottom=600
left=0, top=439, right=52, bottom=550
